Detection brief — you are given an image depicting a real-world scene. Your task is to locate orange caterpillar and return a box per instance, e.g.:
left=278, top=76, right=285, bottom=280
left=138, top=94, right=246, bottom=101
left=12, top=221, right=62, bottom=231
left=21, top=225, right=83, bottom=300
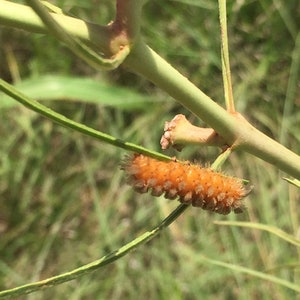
left=121, top=154, right=251, bottom=215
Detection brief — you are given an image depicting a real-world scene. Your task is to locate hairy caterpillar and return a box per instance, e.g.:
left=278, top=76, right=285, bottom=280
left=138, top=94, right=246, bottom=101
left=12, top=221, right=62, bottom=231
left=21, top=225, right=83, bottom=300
left=121, top=154, right=251, bottom=215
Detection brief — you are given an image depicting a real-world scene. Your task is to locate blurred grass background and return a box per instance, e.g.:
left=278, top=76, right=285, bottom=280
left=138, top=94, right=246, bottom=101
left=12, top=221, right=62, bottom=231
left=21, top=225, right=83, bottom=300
left=0, top=0, right=300, bottom=299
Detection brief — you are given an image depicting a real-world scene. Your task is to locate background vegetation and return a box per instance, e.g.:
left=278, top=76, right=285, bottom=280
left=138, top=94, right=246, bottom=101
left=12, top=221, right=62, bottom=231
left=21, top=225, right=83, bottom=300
left=0, top=0, right=299, bottom=299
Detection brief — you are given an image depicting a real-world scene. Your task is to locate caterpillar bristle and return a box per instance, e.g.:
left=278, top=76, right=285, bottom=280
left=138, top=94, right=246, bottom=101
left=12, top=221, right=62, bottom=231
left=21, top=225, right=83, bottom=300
left=122, top=154, right=251, bottom=215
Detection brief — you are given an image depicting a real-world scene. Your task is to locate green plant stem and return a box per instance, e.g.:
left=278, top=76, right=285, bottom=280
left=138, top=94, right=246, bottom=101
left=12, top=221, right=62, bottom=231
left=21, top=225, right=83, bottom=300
left=214, top=221, right=300, bottom=247
left=0, top=140, right=232, bottom=298
left=279, top=32, right=300, bottom=145
left=126, top=41, right=300, bottom=179
left=193, top=252, right=300, bottom=293
left=0, top=1, right=300, bottom=179
left=0, top=204, right=188, bottom=299
left=0, top=0, right=111, bottom=54
left=114, top=0, right=144, bottom=43
left=0, top=79, right=170, bottom=161
left=218, top=0, right=235, bottom=112
left=25, top=0, right=130, bottom=70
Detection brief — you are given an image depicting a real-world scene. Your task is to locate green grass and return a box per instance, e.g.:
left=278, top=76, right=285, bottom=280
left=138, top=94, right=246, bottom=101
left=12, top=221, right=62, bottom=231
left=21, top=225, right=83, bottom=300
left=0, top=0, right=300, bottom=299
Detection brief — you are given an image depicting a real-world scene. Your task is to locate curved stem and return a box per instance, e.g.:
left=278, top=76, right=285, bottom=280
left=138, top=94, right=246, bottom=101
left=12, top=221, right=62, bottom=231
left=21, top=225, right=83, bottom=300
left=0, top=79, right=171, bottom=161
left=0, top=204, right=189, bottom=298
left=0, top=141, right=231, bottom=298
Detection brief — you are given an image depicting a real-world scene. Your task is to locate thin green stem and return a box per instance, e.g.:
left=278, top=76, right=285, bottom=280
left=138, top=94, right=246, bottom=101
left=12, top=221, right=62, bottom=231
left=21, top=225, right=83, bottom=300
left=0, top=204, right=189, bottom=299
left=272, top=0, right=298, bottom=40
left=0, top=79, right=170, bottom=161
left=279, top=32, right=300, bottom=145
left=214, top=221, right=300, bottom=247
left=114, top=0, right=144, bottom=42
left=211, top=147, right=232, bottom=170
left=195, top=253, right=300, bottom=293
left=0, top=139, right=233, bottom=298
left=25, top=0, right=129, bottom=70
left=0, top=0, right=112, bottom=54
left=218, top=0, right=235, bottom=112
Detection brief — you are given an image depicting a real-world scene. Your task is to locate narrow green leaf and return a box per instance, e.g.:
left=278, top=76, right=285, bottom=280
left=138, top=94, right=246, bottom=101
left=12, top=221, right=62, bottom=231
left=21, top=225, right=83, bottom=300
left=0, top=75, right=164, bottom=109
left=214, top=221, right=300, bottom=247
left=197, top=254, right=300, bottom=293
left=283, top=177, right=300, bottom=188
